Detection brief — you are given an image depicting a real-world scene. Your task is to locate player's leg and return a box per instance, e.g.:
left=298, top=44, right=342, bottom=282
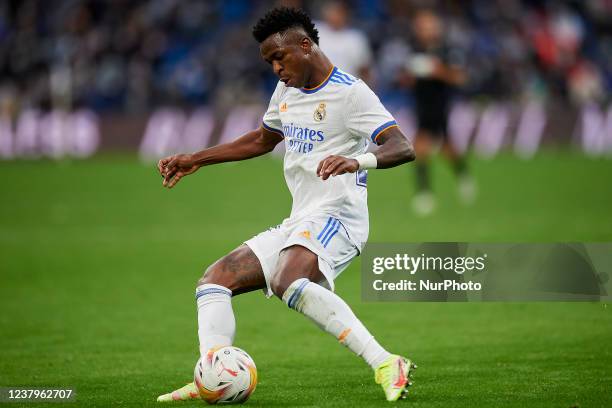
left=195, top=244, right=266, bottom=354
left=270, top=245, right=390, bottom=368
left=414, top=129, right=433, bottom=192
left=157, top=245, right=265, bottom=402
left=270, top=245, right=415, bottom=401
left=412, top=129, right=436, bottom=216
left=441, top=140, right=476, bottom=204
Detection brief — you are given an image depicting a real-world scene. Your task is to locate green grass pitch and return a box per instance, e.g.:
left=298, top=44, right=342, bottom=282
left=1, top=151, right=611, bottom=407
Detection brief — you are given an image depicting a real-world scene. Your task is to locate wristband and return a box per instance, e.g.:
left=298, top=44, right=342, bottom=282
left=355, top=152, right=377, bottom=169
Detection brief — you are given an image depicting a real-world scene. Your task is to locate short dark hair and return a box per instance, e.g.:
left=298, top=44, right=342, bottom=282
left=252, top=7, right=319, bottom=45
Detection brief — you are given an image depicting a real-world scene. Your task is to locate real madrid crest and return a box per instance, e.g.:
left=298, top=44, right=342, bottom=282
left=314, top=103, right=326, bottom=122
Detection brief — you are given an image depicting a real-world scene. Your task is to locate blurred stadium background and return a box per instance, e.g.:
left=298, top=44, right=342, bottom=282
left=1, top=1, right=611, bottom=407
left=0, top=0, right=612, bottom=158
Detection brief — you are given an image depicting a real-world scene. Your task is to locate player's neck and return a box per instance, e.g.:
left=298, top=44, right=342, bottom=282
left=303, top=55, right=334, bottom=90
left=421, top=38, right=442, bottom=50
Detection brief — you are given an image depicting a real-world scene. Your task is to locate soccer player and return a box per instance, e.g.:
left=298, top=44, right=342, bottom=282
left=156, top=7, right=416, bottom=403
left=400, top=9, right=474, bottom=216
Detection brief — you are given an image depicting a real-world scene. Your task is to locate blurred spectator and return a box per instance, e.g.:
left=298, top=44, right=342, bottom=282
left=315, top=1, right=372, bottom=81
left=0, top=0, right=611, bottom=115
left=397, top=9, right=472, bottom=216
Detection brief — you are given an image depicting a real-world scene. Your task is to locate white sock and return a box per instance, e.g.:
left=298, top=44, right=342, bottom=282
left=283, top=278, right=391, bottom=369
left=195, top=284, right=235, bottom=357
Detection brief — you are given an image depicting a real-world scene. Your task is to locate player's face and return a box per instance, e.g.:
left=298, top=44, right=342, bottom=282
left=323, top=3, right=348, bottom=30
left=260, top=32, right=310, bottom=88
left=414, top=11, right=442, bottom=45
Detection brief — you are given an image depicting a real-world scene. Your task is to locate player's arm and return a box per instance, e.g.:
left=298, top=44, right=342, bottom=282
left=431, top=60, right=466, bottom=86
left=371, top=127, right=415, bottom=168
left=399, top=57, right=466, bottom=87
left=317, top=127, right=415, bottom=180
left=158, top=127, right=283, bottom=188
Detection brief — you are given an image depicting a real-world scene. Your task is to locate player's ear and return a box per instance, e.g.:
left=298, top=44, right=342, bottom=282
left=300, top=37, right=312, bottom=54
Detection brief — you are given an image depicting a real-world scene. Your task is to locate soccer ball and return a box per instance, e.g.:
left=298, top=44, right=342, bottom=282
left=194, top=346, right=257, bottom=404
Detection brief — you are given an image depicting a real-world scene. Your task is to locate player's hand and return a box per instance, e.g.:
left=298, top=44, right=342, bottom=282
left=158, top=153, right=200, bottom=188
left=316, top=155, right=359, bottom=181
left=430, top=58, right=447, bottom=80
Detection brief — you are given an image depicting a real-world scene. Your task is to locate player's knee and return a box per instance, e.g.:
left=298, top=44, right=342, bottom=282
left=197, top=258, right=236, bottom=290
left=269, top=273, right=288, bottom=299
left=271, top=273, right=312, bottom=300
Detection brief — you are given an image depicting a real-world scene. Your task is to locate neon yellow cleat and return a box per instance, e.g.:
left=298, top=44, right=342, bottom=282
left=374, top=355, right=417, bottom=401
left=156, top=382, right=200, bottom=402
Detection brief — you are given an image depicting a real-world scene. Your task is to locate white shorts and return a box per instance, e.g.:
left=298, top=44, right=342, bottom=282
left=245, top=215, right=359, bottom=297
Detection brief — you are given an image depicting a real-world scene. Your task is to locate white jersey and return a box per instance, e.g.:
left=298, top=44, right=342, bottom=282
left=262, top=67, right=397, bottom=250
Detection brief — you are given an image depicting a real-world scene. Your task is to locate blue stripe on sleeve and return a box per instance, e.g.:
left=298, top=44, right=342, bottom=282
left=334, top=71, right=355, bottom=84
left=331, top=73, right=352, bottom=85
left=370, top=120, right=397, bottom=143
left=262, top=122, right=284, bottom=137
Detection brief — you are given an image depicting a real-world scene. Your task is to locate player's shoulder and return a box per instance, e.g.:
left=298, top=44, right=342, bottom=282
left=280, top=67, right=367, bottom=98
left=322, top=67, right=365, bottom=100
left=283, top=67, right=362, bottom=97
left=272, top=80, right=289, bottom=99
left=328, top=67, right=360, bottom=89
left=329, top=70, right=377, bottom=101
